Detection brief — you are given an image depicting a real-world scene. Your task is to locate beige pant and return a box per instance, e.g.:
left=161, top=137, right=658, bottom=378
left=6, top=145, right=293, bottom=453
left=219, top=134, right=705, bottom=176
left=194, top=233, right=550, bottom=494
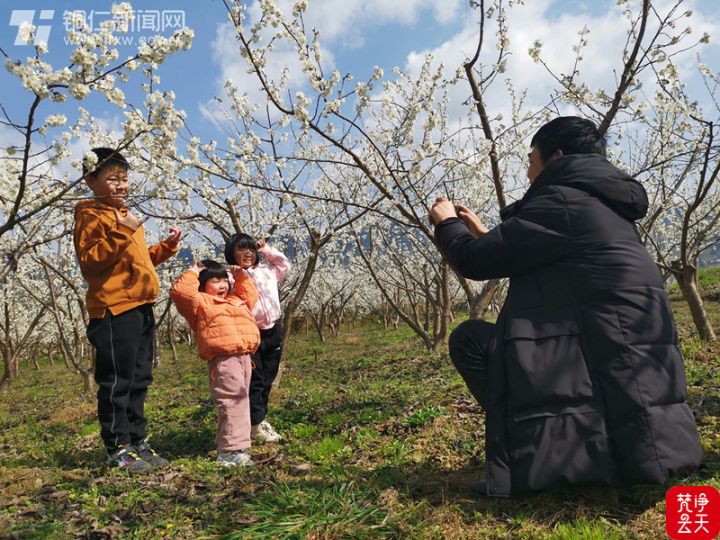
left=208, top=354, right=252, bottom=452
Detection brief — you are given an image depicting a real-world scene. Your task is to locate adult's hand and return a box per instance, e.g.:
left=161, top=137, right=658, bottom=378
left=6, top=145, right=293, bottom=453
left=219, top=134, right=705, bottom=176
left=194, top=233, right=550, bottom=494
left=429, top=197, right=457, bottom=226
left=456, top=204, right=489, bottom=237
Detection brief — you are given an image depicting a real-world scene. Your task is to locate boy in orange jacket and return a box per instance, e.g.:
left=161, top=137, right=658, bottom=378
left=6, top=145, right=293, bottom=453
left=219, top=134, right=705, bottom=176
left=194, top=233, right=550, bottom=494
left=171, top=259, right=260, bottom=467
left=74, top=147, right=181, bottom=474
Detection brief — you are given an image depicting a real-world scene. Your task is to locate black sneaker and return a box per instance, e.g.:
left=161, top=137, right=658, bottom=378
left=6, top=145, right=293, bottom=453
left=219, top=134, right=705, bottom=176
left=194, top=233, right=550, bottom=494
left=133, top=439, right=169, bottom=469
left=107, top=445, right=153, bottom=474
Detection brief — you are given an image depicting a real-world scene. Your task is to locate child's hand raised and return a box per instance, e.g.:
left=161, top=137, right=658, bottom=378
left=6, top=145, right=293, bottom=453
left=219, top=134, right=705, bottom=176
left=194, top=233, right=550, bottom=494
left=114, top=208, right=149, bottom=231
left=227, top=265, right=245, bottom=276
left=165, top=226, right=182, bottom=247
left=256, top=239, right=266, bottom=249
left=190, top=257, right=205, bottom=274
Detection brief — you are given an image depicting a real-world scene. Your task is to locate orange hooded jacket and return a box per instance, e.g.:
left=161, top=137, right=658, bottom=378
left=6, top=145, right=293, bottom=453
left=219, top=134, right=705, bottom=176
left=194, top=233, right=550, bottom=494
left=74, top=199, right=178, bottom=318
left=170, top=269, right=260, bottom=361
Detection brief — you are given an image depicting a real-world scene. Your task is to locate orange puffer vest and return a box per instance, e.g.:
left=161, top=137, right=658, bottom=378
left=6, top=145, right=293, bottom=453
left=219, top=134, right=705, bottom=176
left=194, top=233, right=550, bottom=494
left=171, top=270, right=260, bottom=361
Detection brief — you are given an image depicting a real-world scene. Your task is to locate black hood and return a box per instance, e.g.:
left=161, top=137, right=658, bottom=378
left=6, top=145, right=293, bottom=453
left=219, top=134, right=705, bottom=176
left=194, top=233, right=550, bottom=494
left=502, top=154, right=648, bottom=222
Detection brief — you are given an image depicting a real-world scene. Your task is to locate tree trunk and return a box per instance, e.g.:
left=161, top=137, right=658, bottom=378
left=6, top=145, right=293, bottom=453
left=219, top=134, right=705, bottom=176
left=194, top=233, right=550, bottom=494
left=11, top=356, right=19, bottom=379
left=153, top=331, right=161, bottom=368
left=277, top=230, right=327, bottom=387
left=170, top=338, right=178, bottom=363
left=165, top=316, right=178, bottom=363
left=168, top=329, right=178, bottom=363
left=0, top=352, right=11, bottom=392
left=673, top=262, right=717, bottom=342
left=424, top=294, right=431, bottom=333
left=82, top=370, right=94, bottom=397
left=439, top=261, right=451, bottom=346
left=310, top=314, right=326, bottom=343
left=469, top=279, right=501, bottom=319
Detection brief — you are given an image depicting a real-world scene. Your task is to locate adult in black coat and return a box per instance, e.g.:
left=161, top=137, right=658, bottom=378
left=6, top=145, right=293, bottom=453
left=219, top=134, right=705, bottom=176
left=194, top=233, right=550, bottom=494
left=429, top=117, right=702, bottom=497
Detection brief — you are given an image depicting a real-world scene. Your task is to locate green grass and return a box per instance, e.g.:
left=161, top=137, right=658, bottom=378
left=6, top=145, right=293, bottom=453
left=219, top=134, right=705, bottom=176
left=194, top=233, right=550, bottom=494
left=670, top=264, right=720, bottom=293
left=0, top=288, right=719, bottom=538
left=699, top=265, right=720, bottom=289
left=222, top=481, right=415, bottom=539
left=548, top=518, right=626, bottom=539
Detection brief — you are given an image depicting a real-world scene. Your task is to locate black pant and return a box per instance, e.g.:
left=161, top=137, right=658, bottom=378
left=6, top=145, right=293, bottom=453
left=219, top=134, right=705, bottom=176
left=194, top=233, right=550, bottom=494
left=448, top=319, right=495, bottom=410
left=250, top=322, right=283, bottom=425
left=87, top=304, right=155, bottom=449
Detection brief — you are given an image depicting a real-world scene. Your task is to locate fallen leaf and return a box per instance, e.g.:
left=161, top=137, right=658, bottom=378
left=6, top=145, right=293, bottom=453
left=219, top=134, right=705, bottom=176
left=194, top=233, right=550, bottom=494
left=59, top=469, right=85, bottom=482
left=92, top=523, right=127, bottom=539
left=235, top=514, right=261, bottom=524
left=41, top=490, right=69, bottom=502
left=292, top=463, right=313, bottom=473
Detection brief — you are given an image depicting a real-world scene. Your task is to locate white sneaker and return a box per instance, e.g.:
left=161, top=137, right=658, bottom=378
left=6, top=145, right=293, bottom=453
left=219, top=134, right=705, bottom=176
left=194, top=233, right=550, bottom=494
left=251, top=420, right=283, bottom=443
left=216, top=450, right=255, bottom=468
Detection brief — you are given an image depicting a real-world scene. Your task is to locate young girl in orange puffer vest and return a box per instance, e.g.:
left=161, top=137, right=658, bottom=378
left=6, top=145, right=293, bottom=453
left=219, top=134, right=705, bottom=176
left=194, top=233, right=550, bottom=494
left=171, top=258, right=260, bottom=467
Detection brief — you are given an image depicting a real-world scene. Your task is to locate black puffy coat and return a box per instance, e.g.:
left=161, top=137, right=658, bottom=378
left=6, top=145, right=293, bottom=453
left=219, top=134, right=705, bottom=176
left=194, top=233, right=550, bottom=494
left=435, top=154, right=702, bottom=497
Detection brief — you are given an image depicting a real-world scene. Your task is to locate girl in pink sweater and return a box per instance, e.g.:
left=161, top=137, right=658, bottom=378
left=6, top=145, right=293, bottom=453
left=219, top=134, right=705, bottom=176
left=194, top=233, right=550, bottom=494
left=224, top=233, right=291, bottom=443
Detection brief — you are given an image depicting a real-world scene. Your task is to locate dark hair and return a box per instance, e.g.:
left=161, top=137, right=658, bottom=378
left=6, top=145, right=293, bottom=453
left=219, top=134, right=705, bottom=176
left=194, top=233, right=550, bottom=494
left=223, top=233, right=259, bottom=267
left=83, top=147, right=130, bottom=177
left=198, top=259, right=229, bottom=291
left=530, top=116, right=606, bottom=162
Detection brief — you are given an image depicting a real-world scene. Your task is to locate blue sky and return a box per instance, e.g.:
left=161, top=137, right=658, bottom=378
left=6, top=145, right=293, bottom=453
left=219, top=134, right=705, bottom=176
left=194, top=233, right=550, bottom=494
left=0, top=0, right=470, bottom=145
left=1, top=1, right=228, bottom=143
left=2, top=1, right=720, bottom=150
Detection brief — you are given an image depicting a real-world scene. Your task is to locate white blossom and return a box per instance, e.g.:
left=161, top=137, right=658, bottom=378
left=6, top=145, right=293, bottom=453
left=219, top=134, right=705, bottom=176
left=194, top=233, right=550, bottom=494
left=44, top=114, right=67, bottom=127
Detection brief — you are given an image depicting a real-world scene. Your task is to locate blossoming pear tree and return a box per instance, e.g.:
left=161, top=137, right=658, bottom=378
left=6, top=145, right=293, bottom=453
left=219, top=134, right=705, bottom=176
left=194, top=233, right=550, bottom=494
left=0, top=2, right=193, bottom=388
left=212, top=0, right=502, bottom=348
left=524, top=0, right=718, bottom=340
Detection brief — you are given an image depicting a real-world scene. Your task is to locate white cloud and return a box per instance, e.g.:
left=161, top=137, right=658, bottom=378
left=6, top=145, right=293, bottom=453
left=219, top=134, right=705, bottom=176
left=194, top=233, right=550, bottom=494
left=0, top=125, right=23, bottom=150
left=204, top=16, right=341, bottom=127
left=253, top=0, right=462, bottom=44
left=205, top=0, right=463, bottom=116
left=46, top=113, right=124, bottom=185
left=208, top=20, right=318, bottom=106
left=199, top=0, right=720, bottom=195
left=403, top=0, right=720, bottom=135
